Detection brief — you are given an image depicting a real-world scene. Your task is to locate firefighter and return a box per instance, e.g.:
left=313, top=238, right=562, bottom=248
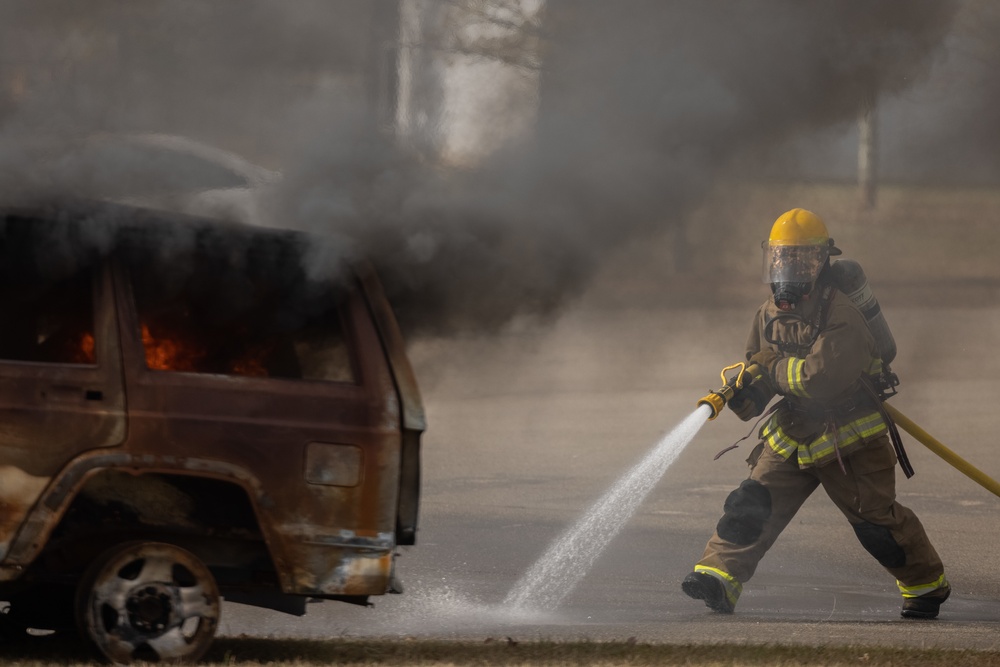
left=682, top=208, right=949, bottom=619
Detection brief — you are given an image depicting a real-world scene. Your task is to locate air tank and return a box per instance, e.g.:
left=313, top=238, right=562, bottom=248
left=831, top=259, right=896, bottom=365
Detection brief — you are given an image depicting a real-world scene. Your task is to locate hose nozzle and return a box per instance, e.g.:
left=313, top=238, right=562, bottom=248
left=697, top=362, right=752, bottom=420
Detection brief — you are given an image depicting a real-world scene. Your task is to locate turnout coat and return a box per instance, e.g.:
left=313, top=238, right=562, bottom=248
left=746, top=278, right=888, bottom=469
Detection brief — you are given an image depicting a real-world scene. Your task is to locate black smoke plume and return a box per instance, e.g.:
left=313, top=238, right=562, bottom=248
left=277, top=1, right=960, bottom=334
left=0, top=1, right=960, bottom=336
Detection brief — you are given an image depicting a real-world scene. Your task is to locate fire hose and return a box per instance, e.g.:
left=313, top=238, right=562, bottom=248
left=882, top=402, right=1000, bottom=499
left=697, top=364, right=1000, bottom=500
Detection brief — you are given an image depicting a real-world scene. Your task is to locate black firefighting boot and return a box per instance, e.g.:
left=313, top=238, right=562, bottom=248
left=682, top=572, right=735, bottom=613
left=900, top=584, right=951, bottom=619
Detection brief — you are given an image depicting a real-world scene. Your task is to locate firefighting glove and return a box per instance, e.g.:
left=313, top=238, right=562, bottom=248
left=727, top=380, right=771, bottom=421
left=727, top=391, right=759, bottom=421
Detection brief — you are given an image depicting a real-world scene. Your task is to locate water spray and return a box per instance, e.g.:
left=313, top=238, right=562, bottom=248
left=503, top=363, right=766, bottom=611
left=504, top=405, right=712, bottom=611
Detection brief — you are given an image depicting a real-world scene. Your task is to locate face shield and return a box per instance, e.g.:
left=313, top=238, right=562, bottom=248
left=761, top=242, right=829, bottom=310
left=762, top=243, right=828, bottom=285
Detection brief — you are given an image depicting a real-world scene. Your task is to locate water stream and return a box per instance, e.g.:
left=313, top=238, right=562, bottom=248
left=503, top=404, right=712, bottom=611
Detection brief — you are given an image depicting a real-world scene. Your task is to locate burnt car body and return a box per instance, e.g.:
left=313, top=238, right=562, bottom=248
left=0, top=200, right=423, bottom=662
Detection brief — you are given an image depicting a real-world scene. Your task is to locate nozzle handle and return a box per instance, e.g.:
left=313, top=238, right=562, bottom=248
left=721, top=362, right=748, bottom=389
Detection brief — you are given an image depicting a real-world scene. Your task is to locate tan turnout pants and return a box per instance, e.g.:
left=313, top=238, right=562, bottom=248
left=698, top=434, right=945, bottom=593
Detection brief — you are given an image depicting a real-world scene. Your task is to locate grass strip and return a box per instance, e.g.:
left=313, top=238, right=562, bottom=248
left=3, top=637, right=997, bottom=667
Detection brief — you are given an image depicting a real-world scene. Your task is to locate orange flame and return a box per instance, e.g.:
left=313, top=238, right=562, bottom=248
left=230, top=356, right=268, bottom=377
left=141, top=323, right=201, bottom=372
left=74, top=332, right=96, bottom=364
left=140, top=322, right=271, bottom=377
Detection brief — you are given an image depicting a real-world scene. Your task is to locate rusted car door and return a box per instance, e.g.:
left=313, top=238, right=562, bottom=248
left=110, top=232, right=404, bottom=597
left=0, top=259, right=127, bottom=563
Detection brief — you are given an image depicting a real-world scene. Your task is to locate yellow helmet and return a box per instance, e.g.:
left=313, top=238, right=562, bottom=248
left=768, top=208, right=835, bottom=248
left=763, top=209, right=840, bottom=309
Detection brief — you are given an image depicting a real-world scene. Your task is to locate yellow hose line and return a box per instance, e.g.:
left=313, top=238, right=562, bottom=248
left=884, top=402, right=1000, bottom=499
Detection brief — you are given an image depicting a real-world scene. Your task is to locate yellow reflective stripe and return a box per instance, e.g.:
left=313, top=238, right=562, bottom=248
left=761, top=419, right=797, bottom=459
left=898, top=574, right=948, bottom=598
left=694, top=565, right=743, bottom=605
left=796, top=412, right=888, bottom=466
left=869, top=357, right=883, bottom=374
left=762, top=411, right=888, bottom=466
left=785, top=358, right=808, bottom=397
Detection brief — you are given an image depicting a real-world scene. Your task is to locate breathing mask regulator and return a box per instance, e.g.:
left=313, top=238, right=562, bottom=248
left=770, top=281, right=812, bottom=311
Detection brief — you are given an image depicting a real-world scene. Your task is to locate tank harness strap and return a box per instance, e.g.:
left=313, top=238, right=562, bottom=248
left=817, top=282, right=837, bottom=328
left=814, top=284, right=855, bottom=475
left=861, top=379, right=915, bottom=478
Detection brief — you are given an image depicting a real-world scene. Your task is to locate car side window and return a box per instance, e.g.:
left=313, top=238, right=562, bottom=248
left=0, top=268, right=96, bottom=365
left=128, top=260, right=356, bottom=383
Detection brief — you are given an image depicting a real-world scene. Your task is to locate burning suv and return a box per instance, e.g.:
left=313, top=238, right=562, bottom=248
left=0, top=200, right=423, bottom=662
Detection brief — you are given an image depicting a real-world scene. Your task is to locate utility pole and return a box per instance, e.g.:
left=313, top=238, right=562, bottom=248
left=367, top=0, right=402, bottom=136
left=858, top=98, right=878, bottom=210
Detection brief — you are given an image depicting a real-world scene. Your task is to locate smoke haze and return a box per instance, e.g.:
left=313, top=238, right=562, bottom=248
left=0, top=1, right=962, bottom=335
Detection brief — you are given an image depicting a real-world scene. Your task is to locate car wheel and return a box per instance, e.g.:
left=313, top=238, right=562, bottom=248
left=75, top=541, right=220, bottom=664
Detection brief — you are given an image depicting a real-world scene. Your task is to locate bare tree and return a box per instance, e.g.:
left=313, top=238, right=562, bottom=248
left=858, top=96, right=878, bottom=211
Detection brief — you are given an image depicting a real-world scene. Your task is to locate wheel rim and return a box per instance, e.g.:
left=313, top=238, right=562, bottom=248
left=77, top=542, right=220, bottom=664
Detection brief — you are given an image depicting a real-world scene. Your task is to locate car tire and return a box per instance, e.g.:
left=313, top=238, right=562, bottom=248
left=75, top=541, right=220, bottom=664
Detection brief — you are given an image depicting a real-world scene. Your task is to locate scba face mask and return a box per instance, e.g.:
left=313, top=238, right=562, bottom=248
left=762, top=243, right=828, bottom=311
